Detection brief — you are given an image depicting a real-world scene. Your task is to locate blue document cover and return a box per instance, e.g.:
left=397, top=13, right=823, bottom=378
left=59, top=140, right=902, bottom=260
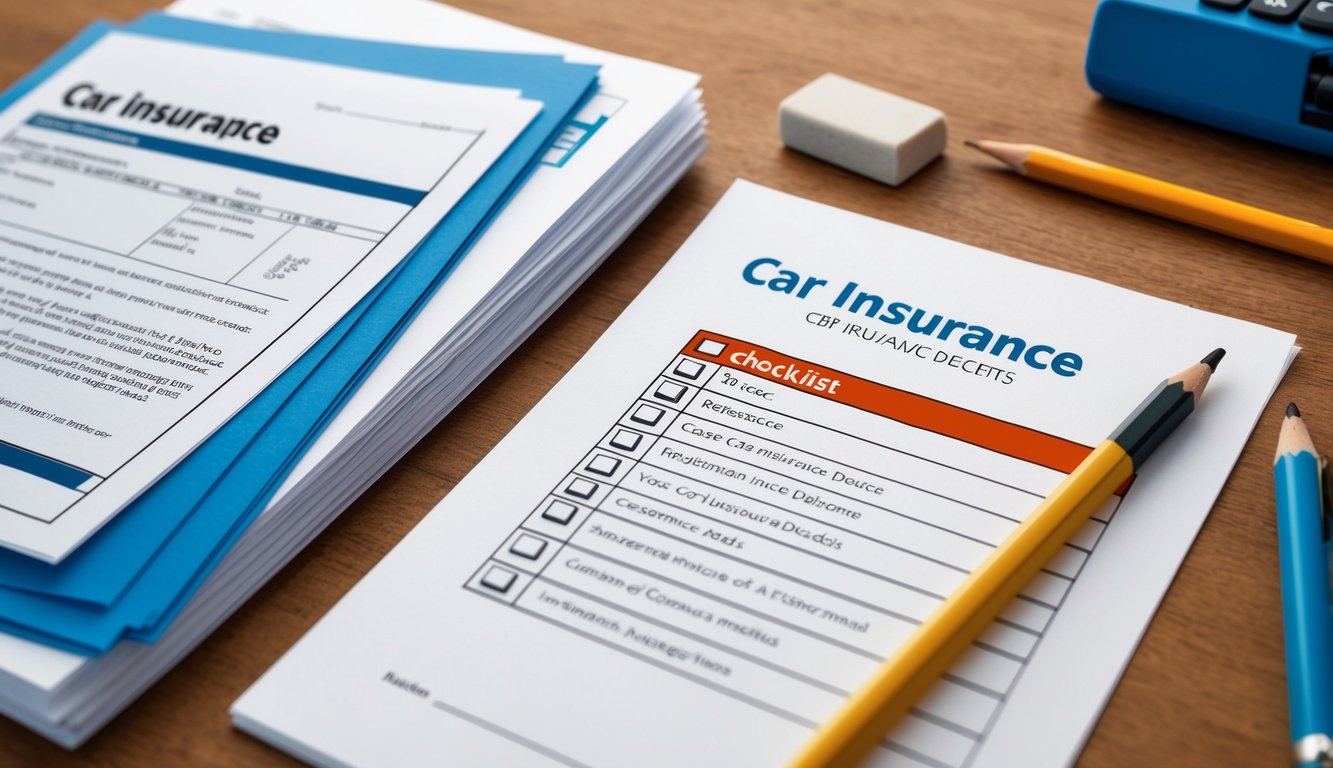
left=0, top=14, right=598, bottom=653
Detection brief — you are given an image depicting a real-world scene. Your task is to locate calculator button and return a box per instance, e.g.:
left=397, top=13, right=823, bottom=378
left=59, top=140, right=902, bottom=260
left=1313, top=74, right=1333, bottom=111
left=1201, top=0, right=1248, bottom=9
left=1249, top=0, right=1309, bottom=22
left=1300, top=0, right=1333, bottom=32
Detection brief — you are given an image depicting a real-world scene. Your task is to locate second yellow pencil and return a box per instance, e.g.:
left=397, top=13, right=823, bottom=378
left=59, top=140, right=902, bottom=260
left=967, top=140, right=1333, bottom=267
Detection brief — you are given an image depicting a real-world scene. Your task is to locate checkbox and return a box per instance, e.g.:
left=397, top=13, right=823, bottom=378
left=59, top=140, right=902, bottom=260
left=585, top=455, right=622, bottom=476
left=565, top=477, right=599, bottom=499
left=653, top=381, right=688, bottom=403
left=695, top=339, right=726, bottom=356
left=480, top=565, right=517, bottom=593
left=509, top=534, right=548, bottom=560
left=609, top=429, right=643, bottom=451
left=673, top=359, right=706, bottom=380
left=542, top=499, right=579, bottom=525
left=631, top=404, right=665, bottom=426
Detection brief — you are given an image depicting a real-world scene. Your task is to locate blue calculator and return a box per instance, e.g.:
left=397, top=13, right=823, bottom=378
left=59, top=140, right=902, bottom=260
left=1086, top=0, right=1333, bottom=156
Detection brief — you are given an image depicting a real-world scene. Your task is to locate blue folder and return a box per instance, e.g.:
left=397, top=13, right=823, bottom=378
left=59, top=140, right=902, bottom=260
left=0, top=14, right=598, bottom=653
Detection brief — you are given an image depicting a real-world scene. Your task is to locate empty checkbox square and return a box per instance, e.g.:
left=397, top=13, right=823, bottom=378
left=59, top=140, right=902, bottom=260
left=509, top=534, right=548, bottom=560
left=542, top=499, right=579, bottom=525
left=653, top=381, right=688, bottom=403
left=565, top=477, right=599, bottom=499
left=695, top=339, right=726, bottom=356
left=609, top=429, right=643, bottom=451
left=585, top=455, right=622, bottom=476
left=480, top=565, right=517, bottom=593
left=673, top=359, right=706, bottom=380
left=631, top=404, right=665, bottom=426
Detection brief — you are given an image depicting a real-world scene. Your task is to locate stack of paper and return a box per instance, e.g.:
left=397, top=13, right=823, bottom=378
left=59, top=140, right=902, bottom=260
left=0, top=0, right=703, bottom=748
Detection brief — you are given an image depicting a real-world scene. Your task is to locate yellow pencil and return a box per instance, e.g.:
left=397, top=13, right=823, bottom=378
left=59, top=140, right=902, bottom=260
left=966, top=140, right=1333, bottom=268
left=788, top=349, right=1225, bottom=768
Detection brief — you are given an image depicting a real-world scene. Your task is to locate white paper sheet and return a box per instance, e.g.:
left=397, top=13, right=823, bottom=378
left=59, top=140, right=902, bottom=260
left=0, top=28, right=537, bottom=561
left=231, top=181, right=1297, bottom=767
left=165, top=0, right=702, bottom=505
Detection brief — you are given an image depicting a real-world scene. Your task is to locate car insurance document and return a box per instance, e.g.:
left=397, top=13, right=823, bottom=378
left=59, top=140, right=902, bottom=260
left=0, top=28, right=540, bottom=562
left=232, top=181, right=1296, bottom=768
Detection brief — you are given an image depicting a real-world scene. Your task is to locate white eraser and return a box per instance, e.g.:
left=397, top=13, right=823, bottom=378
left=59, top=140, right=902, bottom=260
left=779, top=73, right=947, bottom=186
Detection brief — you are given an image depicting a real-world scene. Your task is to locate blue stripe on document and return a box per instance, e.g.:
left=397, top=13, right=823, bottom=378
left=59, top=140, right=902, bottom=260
left=25, top=113, right=428, bottom=206
left=542, top=114, right=607, bottom=168
left=0, top=441, right=93, bottom=490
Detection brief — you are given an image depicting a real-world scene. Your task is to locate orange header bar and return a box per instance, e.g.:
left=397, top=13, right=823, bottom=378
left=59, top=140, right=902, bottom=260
left=681, top=330, right=1092, bottom=475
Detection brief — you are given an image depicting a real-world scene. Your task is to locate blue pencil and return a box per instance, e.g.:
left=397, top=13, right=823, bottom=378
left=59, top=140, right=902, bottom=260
left=1275, top=403, right=1333, bottom=768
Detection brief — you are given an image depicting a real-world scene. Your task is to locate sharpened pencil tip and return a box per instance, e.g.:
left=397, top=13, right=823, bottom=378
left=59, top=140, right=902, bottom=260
left=1200, top=348, right=1225, bottom=371
left=963, top=140, right=1028, bottom=172
left=1287, top=402, right=1301, bottom=418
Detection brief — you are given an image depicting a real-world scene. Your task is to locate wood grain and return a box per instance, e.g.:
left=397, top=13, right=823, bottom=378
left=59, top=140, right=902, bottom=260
left=1, top=0, right=1329, bottom=764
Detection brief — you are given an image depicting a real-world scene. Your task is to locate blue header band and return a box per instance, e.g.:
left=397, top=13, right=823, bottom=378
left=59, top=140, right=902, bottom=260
left=25, top=113, right=427, bottom=206
left=0, top=441, right=93, bottom=490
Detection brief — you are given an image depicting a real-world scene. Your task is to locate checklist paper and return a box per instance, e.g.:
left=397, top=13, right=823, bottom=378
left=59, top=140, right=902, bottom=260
left=232, top=181, right=1296, bottom=768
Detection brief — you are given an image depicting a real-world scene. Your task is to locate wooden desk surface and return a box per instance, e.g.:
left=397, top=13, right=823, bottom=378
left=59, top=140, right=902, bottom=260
left=1, top=0, right=1329, bottom=764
